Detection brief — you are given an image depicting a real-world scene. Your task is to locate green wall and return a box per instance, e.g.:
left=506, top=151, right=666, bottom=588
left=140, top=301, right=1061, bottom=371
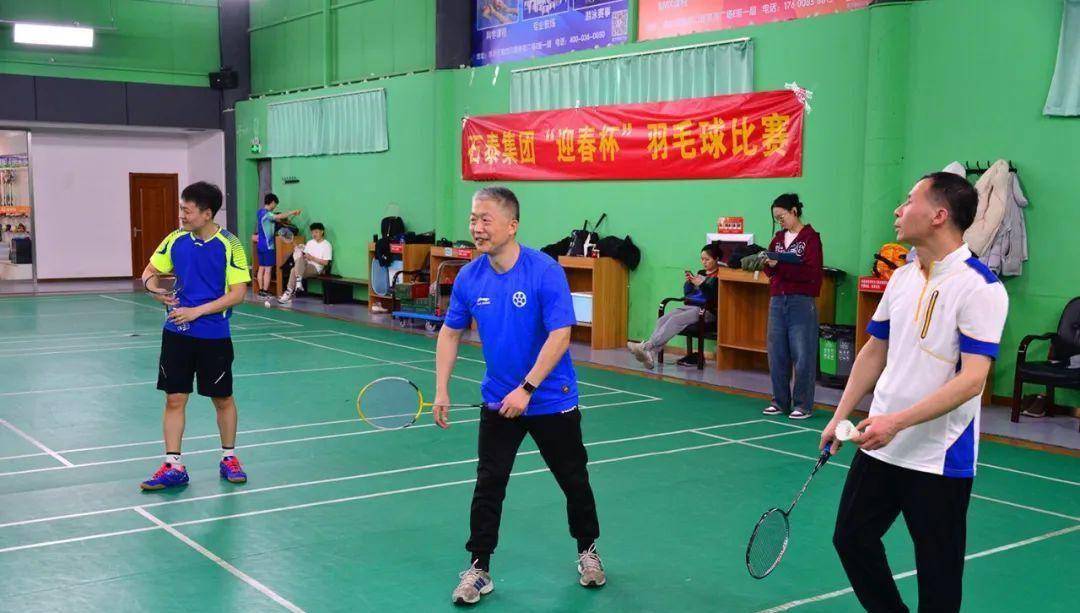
left=249, top=0, right=435, bottom=95
left=0, top=0, right=219, bottom=86
left=235, top=72, right=440, bottom=285
left=900, top=0, right=1080, bottom=403
left=237, top=0, right=1079, bottom=401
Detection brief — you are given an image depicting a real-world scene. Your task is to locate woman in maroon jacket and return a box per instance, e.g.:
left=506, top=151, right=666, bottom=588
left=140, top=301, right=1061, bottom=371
left=762, top=193, right=824, bottom=419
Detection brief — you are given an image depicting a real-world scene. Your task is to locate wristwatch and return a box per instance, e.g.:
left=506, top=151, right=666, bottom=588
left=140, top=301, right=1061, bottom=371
left=521, top=380, right=537, bottom=394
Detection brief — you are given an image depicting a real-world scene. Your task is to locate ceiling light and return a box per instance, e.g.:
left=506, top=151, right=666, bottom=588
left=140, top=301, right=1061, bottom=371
left=13, top=23, right=94, bottom=48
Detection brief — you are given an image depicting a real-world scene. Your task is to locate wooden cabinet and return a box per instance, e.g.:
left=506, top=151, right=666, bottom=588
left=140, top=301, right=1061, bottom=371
left=559, top=256, right=628, bottom=350
left=714, top=268, right=836, bottom=371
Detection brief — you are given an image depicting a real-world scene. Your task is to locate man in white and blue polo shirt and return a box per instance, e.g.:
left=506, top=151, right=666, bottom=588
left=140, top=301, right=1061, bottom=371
left=821, top=172, right=1008, bottom=612
left=433, top=187, right=604, bottom=606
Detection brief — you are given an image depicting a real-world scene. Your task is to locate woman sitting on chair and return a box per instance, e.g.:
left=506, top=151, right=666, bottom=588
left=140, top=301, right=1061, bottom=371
left=628, top=244, right=722, bottom=370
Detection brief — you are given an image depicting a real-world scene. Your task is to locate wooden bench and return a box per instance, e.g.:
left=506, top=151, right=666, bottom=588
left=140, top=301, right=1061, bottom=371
left=308, top=274, right=368, bottom=305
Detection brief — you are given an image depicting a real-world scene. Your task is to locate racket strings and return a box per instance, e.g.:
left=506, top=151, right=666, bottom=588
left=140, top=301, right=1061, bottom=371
left=144, top=275, right=181, bottom=296
left=747, top=510, right=789, bottom=578
left=357, top=377, right=423, bottom=429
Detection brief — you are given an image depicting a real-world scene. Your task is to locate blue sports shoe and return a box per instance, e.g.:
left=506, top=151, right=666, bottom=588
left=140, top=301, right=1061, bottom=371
left=140, top=463, right=189, bottom=491
left=220, top=455, right=247, bottom=483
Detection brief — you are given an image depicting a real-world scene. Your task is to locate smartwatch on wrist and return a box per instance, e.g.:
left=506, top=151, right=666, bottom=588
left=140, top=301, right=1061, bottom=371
left=521, top=380, right=537, bottom=394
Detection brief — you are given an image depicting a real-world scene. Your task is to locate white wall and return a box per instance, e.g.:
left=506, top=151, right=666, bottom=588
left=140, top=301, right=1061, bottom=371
left=30, top=130, right=225, bottom=279
left=187, top=131, right=227, bottom=227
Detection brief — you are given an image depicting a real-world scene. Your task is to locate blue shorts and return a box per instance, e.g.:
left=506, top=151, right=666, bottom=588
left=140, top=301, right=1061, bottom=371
left=257, top=249, right=275, bottom=267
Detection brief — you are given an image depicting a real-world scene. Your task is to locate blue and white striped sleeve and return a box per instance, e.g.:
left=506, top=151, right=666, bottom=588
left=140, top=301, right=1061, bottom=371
left=866, top=280, right=893, bottom=341
left=958, top=282, right=1009, bottom=359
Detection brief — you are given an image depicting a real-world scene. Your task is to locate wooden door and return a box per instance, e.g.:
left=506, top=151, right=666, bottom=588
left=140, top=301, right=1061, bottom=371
left=129, top=173, right=179, bottom=276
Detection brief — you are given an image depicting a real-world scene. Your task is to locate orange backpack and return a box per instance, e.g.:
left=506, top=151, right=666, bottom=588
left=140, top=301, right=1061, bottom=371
left=872, top=243, right=909, bottom=280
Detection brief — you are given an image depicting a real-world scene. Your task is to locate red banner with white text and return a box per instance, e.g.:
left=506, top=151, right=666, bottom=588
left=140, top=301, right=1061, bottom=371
left=462, top=90, right=804, bottom=181
left=638, top=0, right=870, bottom=41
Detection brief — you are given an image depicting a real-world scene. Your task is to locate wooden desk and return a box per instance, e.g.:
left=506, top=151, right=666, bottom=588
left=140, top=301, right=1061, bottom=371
left=251, top=234, right=304, bottom=296
left=559, top=256, right=628, bottom=350
left=714, top=268, right=836, bottom=371
left=367, top=241, right=430, bottom=313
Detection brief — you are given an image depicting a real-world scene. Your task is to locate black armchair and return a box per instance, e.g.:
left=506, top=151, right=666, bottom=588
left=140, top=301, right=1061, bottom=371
left=655, top=297, right=715, bottom=370
left=1011, top=297, right=1080, bottom=430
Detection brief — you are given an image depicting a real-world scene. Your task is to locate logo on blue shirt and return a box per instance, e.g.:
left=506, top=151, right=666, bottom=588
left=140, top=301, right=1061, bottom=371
left=512, top=291, right=527, bottom=308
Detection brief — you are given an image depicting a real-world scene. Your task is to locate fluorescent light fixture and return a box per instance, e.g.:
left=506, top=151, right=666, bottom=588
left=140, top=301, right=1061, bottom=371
left=13, top=23, right=94, bottom=48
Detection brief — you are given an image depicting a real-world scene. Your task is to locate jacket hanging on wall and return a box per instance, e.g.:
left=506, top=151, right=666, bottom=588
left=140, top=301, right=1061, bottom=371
left=964, top=159, right=1029, bottom=276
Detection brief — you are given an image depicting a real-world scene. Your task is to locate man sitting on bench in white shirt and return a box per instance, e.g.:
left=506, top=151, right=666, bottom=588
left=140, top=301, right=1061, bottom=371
left=278, top=222, right=332, bottom=304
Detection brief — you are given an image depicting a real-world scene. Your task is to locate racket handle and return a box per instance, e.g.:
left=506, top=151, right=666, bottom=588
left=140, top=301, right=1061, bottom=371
left=817, top=447, right=831, bottom=467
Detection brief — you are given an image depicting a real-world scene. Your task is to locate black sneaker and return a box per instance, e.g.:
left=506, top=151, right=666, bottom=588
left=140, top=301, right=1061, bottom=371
left=676, top=354, right=700, bottom=367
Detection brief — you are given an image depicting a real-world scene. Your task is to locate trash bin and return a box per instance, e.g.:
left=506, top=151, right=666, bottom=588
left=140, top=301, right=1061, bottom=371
left=819, top=324, right=855, bottom=389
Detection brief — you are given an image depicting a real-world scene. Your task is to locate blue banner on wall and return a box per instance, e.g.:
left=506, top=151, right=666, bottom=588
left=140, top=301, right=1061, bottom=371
left=473, top=0, right=630, bottom=66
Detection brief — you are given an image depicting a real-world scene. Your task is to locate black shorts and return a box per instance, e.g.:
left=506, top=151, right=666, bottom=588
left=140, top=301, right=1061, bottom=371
left=157, top=330, right=234, bottom=398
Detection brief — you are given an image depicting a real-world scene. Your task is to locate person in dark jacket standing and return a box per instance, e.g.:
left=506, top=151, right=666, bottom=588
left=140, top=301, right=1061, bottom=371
left=762, top=193, right=824, bottom=419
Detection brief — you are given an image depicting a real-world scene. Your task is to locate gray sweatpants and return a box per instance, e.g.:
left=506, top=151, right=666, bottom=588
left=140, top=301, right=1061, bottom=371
left=643, top=305, right=715, bottom=351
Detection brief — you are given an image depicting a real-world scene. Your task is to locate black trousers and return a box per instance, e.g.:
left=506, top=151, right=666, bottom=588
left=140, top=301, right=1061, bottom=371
left=833, top=451, right=973, bottom=613
left=466, top=408, right=600, bottom=556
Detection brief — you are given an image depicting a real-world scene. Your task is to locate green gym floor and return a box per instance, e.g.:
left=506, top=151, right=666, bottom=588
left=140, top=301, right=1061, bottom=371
left=0, top=292, right=1076, bottom=612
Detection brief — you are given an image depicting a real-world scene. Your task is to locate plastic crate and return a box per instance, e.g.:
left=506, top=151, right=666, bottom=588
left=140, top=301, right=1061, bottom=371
left=394, top=282, right=430, bottom=301
left=399, top=295, right=437, bottom=314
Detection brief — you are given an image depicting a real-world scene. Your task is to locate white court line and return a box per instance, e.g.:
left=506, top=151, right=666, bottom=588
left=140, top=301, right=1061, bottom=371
left=579, top=390, right=622, bottom=398
left=0, top=328, right=328, bottom=357
left=0, top=309, right=139, bottom=320
left=315, top=330, right=660, bottom=400
left=767, top=420, right=1080, bottom=487
left=755, top=523, right=1080, bottom=612
left=0, top=425, right=794, bottom=554
left=132, top=507, right=304, bottom=612
left=0, top=419, right=769, bottom=530
left=96, top=294, right=179, bottom=312
left=0, top=395, right=659, bottom=478
left=976, top=462, right=1079, bottom=487
left=0, top=332, right=342, bottom=397
left=272, top=332, right=483, bottom=384
left=0, top=358, right=437, bottom=462
left=98, top=294, right=303, bottom=327
left=0, top=418, right=74, bottom=467
left=0, top=322, right=292, bottom=346
left=690, top=429, right=1080, bottom=523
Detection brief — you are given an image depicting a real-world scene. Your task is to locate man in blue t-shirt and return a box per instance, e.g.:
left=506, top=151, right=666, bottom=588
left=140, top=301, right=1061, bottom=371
left=139, top=182, right=251, bottom=491
left=434, top=187, right=605, bottom=606
left=253, top=192, right=301, bottom=299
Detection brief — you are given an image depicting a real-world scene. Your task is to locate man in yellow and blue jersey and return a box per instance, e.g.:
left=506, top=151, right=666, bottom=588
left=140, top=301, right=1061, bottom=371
left=139, top=181, right=252, bottom=491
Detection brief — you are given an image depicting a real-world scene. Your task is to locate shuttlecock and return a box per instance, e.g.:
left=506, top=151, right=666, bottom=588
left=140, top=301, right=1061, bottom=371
left=835, top=419, right=856, bottom=441
left=264, top=300, right=271, bottom=308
